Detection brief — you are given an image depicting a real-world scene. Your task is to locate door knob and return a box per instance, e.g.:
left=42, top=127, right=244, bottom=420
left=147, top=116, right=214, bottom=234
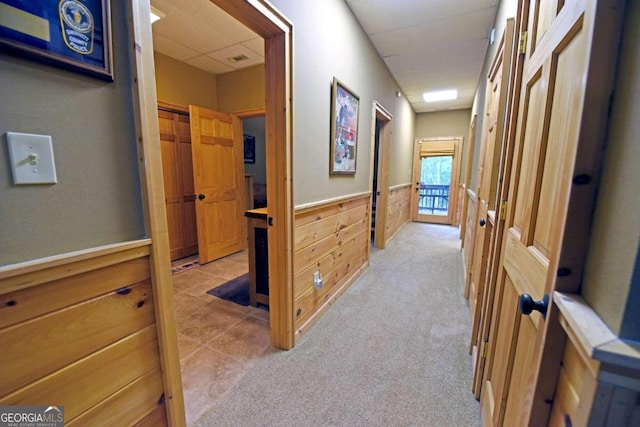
left=518, top=293, right=550, bottom=319
left=479, top=219, right=486, bottom=227
left=198, top=194, right=205, bottom=200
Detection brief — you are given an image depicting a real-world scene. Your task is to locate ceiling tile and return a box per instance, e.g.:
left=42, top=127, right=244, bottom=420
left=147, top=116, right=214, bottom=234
left=185, top=55, right=234, bottom=74
left=370, top=7, right=495, bottom=57
left=206, top=44, right=264, bottom=70
left=151, top=0, right=258, bottom=54
left=150, top=0, right=499, bottom=111
left=152, top=33, right=200, bottom=61
left=346, top=0, right=497, bottom=35
left=242, top=38, right=265, bottom=57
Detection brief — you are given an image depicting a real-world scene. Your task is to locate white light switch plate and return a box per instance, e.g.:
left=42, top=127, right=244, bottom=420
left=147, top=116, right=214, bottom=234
left=7, top=132, right=58, bottom=185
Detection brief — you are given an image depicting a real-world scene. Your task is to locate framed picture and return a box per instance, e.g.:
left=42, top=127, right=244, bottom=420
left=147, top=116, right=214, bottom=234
left=0, top=0, right=113, bottom=81
left=244, top=134, right=255, bottom=164
left=330, top=77, right=359, bottom=174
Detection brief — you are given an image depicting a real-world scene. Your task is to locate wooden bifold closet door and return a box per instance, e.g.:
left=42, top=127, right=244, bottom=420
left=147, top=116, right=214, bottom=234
left=158, top=107, right=198, bottom=261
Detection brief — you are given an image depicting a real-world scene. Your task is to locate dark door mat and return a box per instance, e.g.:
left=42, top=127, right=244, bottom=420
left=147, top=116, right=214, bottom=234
left=207, top=274, right=250, bottom=306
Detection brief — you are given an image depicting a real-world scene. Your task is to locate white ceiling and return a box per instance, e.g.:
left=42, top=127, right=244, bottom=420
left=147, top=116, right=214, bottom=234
left=150, top=0, right=264, bottom=75
left=150, top=0, right=498, bottom=113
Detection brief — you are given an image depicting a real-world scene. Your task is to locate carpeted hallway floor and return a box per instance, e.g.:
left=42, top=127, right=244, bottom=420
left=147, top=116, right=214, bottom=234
left=195, top=222, right=481, bottom=426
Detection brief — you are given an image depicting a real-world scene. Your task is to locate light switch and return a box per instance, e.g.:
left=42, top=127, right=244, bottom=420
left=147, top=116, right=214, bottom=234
left=7, top=132, right=58, bottom=185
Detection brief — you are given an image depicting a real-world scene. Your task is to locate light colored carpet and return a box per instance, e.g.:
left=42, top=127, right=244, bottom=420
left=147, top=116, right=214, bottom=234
left=195, top=222, right=481, bottom=426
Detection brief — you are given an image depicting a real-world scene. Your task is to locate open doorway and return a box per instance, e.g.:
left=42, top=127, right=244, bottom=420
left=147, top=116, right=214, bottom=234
left=370, top=102, right=392, bottom=249
left=157, top=92, right=272, bottom=426
left=139, top=0, right=294, bottom=422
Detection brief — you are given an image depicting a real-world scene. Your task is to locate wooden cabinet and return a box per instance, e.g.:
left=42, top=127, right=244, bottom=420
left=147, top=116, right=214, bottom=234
left=245, top=208, right=269, bottom=307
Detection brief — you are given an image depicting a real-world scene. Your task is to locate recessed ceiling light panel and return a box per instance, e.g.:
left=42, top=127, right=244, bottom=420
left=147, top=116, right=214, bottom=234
left=422, top=89, right=458, bottom=103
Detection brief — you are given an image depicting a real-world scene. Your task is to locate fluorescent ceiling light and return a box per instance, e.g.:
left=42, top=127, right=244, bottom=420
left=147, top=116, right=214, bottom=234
left=150, top=6, right=165, bottom=24
left=422, top=89, right=458, bottom=103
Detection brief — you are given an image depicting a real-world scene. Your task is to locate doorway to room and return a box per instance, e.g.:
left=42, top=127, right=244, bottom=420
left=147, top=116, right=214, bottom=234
left=133, top=0, right=293, bottom=422
left=157, top=93, right=271, bottom=426
left=370, top=102, right=392, bottom=249
left=149, top=0, right=294, bottom=349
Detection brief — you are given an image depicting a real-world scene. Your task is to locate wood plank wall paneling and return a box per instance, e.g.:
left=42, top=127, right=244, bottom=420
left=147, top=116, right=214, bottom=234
left=454, top=183, right=464, bottom=226
left=135, top=403, right=169, bottom=427
left=385, top=185, right=411, bottom=243
left=0, top=245, right=166, bottom=425
left=293, top=194, right=371, bottom=341
left=547, top=339, right=598, bottom=426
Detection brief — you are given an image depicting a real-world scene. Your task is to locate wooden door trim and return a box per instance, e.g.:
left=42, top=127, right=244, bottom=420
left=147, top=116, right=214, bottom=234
left=234, top=107, right=266, bottom=119
left=411, top=137, right=462, bottom=225
left=210, top=0, right=295, bottom=351
left=130, top=2, right=186, bottom=424
left=130, top=1, right=294, bottom=423
left=158, top=100, right=189, bottom=115
left=370, top=101, right=392, bottom=249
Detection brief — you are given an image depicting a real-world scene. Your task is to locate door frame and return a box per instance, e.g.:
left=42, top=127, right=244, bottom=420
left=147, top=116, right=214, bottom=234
left=411, top=137, right=462, bottom=225
left=130, top=1, right=294, bottom=423
left=370, top=102, right=392, bottom=249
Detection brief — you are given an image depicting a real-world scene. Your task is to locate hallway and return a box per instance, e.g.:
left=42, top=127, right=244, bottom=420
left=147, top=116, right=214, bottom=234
left=193, top=222, right=481, bottom=426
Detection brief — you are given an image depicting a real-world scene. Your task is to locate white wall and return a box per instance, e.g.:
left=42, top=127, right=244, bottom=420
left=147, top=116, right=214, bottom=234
left=0, top=2, right=144, bottom=266
left=469, top=0, right=518, bottom=190
left=270, top=0, right=415, bottom=204
left=581, top=0, right=640, bottom=338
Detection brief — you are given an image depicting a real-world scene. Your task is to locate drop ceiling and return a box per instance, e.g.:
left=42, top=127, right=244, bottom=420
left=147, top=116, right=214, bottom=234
left=150, top=0, right=498, bottom=113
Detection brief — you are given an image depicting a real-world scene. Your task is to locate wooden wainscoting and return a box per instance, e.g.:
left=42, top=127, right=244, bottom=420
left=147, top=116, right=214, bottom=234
left=293, top=193, right=371, bottom=342
left=553, top=292, right=640, bottom=426
left=0, top=241, right=168, bottom=426
left=454, top=183, right=464, bottom=226
left=385, top=184, right=411, bottom=243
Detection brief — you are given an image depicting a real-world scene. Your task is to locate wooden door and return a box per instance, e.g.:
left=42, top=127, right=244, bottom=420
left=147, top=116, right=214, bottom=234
left=372, top=103, right=392, bottom=249
left=411, top=137, right=462, bottom=225
left=469, top=19, right=515, bottom=397
left=158, top=107, right=198, bottom=261
left=189, top=106, right=246, bottom=264
left=481, top=0, right=624, bottom=425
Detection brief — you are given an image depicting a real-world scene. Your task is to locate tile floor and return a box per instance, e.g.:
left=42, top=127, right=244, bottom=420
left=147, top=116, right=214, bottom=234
left=171, top=251, right=271, bottom=426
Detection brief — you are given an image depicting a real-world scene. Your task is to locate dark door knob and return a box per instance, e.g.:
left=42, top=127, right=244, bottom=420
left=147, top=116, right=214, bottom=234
left=479, top=219, right=486, bottom=227
left=518, top=293, right=550, bottom=319
left=198, top=194, right=205, bottom=200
